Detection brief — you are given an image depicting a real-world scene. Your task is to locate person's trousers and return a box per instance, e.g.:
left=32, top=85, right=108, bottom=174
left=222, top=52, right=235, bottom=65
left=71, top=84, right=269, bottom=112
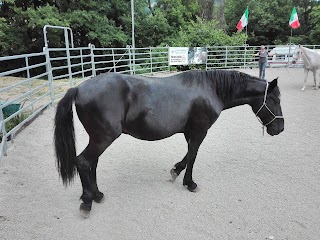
left=259, top=62, right=267, bottom=80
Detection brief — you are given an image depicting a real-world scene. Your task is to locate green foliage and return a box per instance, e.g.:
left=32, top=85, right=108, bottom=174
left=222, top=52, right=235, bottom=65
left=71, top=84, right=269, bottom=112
left=167, top=18, right=246, bottom=47
left=225, top=0, right=293, bottom=45
left=310, top=5, right=320, bottom=44
left=224, top=0, right=320, bottom=45
left=1, top=0, right=320, bottom=57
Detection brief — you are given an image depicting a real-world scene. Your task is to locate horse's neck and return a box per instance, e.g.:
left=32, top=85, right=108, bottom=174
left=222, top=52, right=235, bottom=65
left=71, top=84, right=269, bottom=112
left=302, top=47, right=316, bottom=66
left=223, top=79, right=266, bottom=110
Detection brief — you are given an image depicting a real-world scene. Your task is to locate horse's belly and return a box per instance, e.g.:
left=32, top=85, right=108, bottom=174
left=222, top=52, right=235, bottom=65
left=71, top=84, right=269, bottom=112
left=123, top=112, right=186, bottom=141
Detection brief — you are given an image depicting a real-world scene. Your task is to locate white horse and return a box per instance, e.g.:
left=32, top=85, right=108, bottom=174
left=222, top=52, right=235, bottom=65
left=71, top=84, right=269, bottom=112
left=292, top=45, right=320, bottom=90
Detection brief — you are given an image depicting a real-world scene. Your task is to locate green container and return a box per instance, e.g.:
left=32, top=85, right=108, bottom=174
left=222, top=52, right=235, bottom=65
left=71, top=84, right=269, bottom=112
left=1, top=102, right=21, bottom=119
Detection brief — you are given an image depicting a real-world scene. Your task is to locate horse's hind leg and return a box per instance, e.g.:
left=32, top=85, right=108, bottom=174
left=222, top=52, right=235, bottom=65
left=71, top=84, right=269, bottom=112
left=90, top=160, right=104, bottom=203
left=76, top=135, right=118, bottom=216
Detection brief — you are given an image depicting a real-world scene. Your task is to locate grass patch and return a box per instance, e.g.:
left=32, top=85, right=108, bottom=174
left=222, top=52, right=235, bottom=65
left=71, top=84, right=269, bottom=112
left=0, top=113, right=30, bottom=142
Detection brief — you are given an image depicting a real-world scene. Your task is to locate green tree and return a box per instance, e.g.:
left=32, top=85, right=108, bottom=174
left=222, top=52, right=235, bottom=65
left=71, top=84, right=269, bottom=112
left=0, top=0, right=128, bottom=56
left=224, top=0, right=320, bottom=45
left=309, top=5, right=320, bottom=44
left=167, top=17, right=246, bottom=46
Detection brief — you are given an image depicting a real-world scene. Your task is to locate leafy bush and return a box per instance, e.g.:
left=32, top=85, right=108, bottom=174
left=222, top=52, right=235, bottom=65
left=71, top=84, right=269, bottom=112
left=166, top=17, right=247, bottom=47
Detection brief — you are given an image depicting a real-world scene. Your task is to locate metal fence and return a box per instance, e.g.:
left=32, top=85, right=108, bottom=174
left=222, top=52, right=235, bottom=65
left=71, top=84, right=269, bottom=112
left=206, top=45, right=320, bottom=69
left=0, top=43, right=169, bottom=158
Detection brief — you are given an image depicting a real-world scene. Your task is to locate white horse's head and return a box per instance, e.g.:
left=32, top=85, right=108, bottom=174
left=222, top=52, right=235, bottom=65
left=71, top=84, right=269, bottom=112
left=292, top=45, right=303, bottom=64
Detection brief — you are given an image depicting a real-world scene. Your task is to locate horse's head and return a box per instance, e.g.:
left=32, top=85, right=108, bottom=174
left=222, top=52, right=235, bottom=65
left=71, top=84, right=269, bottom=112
left=251, top=78, right=284, bottom=136
left=292, top=45, right=302, bottom=64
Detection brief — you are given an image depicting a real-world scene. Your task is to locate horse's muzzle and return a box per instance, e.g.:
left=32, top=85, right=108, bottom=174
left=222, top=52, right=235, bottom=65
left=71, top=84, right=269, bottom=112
left=267, top=126, right=284, bottom=136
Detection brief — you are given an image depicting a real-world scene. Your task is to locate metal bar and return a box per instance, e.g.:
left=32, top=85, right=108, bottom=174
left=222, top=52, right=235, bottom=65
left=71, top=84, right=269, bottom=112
left=89, top=44, right=96, bottom=77
left=64, top=29, right=73, bottom=87
left=80, top=49, right=85, bottom=79
left=0, top=52, right=45, bottom=61
left=112, top=49, right=116, bottom=73
left=43, top=25, right=74, bottom=48
left=0, top=62, right=47, bottom=77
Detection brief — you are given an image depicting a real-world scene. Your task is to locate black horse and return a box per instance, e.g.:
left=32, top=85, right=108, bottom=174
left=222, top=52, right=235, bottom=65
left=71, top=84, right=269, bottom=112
left=54, top=70, right=284, bottom=216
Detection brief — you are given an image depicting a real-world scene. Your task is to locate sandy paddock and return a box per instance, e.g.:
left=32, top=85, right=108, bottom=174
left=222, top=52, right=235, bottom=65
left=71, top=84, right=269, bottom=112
left=1, top=68, right=320, bottom=240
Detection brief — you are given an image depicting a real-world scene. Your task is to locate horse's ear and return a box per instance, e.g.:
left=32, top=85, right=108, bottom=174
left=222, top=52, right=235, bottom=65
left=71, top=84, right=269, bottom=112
left=267, top=77, right=278, bottom=93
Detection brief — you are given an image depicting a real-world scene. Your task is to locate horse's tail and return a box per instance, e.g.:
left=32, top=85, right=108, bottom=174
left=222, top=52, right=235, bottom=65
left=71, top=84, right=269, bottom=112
left=54, top=87, right=78, bottom=186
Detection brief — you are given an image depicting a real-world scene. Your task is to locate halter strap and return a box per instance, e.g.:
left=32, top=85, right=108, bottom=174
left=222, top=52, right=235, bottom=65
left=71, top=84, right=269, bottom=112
left=293, top=47, right=311, bottom=66
left=255, top=82, right=284, bottom=135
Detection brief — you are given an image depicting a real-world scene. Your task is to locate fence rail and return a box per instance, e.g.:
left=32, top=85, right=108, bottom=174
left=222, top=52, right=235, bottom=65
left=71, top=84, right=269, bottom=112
left=1, top=43, right=320, bottom=158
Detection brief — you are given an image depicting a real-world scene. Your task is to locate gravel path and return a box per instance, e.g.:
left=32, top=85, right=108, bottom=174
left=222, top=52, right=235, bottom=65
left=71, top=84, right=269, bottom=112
left=1, top=68, right=320, bottom=240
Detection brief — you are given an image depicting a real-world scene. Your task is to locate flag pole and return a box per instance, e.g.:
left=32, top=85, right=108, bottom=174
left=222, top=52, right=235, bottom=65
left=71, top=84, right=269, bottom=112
left=244, top=25, right=248, bottom=67
left=288, top=27, right=293, bottom=65
left=245, top=25, right=248, bottom=45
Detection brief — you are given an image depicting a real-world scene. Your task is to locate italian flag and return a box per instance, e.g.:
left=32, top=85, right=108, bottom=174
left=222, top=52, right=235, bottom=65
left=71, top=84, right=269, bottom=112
left=289, top=7, right=300, bottom=29
left=236, top=7, right=249, bottom=32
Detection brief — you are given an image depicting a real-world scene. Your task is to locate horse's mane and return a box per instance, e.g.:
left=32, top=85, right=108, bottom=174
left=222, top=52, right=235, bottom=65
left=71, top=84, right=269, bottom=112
left=178, top=70, right=261, bottom=101
left=301, top=46, right=317, bottom=54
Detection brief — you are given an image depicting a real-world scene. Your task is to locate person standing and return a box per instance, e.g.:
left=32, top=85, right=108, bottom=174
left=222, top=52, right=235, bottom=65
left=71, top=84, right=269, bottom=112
left=254, top=45, right=272, bottom=80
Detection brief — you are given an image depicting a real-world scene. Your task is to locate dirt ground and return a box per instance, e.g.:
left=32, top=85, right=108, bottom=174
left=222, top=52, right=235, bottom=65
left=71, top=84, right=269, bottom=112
left=1, top=68, right=320, bottom=240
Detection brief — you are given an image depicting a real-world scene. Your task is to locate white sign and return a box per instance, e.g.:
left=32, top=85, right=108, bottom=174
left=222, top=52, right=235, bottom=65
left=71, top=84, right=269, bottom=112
left=169, top=47, right=189, bottom=65
left=169, top=47, right=207, bottom=65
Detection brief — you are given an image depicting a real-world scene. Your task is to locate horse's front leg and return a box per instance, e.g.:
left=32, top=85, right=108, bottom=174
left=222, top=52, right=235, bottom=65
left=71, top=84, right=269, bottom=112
left=301, top=68, right=309, bottom=91
left=182, top=130, right=207, bottom=192
left=312, top=70, right=318, bottom=90
left=170, top=155, right=187, bottom=182
left=170, top=132, right=191, bottom=181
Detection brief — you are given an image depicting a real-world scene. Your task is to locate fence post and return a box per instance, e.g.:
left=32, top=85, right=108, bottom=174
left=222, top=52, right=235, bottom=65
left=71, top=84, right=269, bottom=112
left=43, top=47, right=54, bottom=104
left=127, top=45, right=133, bottom=75
left=89, top=44, right=96, bottom=77
left=205, top=47, right=208, bottom=70
left=64, top=29, right=73, bottom=87
left=0, top=105, right=8, bottom=157
left=112, top=49, right=116, bottom=73
left=132, top=47, right=136, bottom=75
left=25, top=56, right=35, bottom=113
left=225, top=46, right=228, bottom=68
left=150, top=47, right=153, bottom=75
left=167, top=46, right=170, bottom=72
left=244, top=46, right=247, bottom=68
left=80, top=49, right=85, bottom=79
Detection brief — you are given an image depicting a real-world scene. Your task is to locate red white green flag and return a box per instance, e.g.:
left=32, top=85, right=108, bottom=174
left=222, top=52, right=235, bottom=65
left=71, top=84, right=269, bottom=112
left=236, top=7, right=249, bottom=32
left=289, top=7, right=300, bottom=29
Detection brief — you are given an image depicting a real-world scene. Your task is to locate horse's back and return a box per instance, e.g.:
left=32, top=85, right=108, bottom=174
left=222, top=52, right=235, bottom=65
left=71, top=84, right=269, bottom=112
left=302, top=47, right=320, bottom=69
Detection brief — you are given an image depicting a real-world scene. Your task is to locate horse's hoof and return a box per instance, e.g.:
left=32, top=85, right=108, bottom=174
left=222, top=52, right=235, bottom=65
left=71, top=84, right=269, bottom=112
left=94, top=192, right=104, bottom=203
left=301, top=86, right=306, bottom=91
left=183, top=182, right=198, bottom=192
left=79, top=203, right=91, bottom=218
left=170, top=168, right=178, bottom=182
